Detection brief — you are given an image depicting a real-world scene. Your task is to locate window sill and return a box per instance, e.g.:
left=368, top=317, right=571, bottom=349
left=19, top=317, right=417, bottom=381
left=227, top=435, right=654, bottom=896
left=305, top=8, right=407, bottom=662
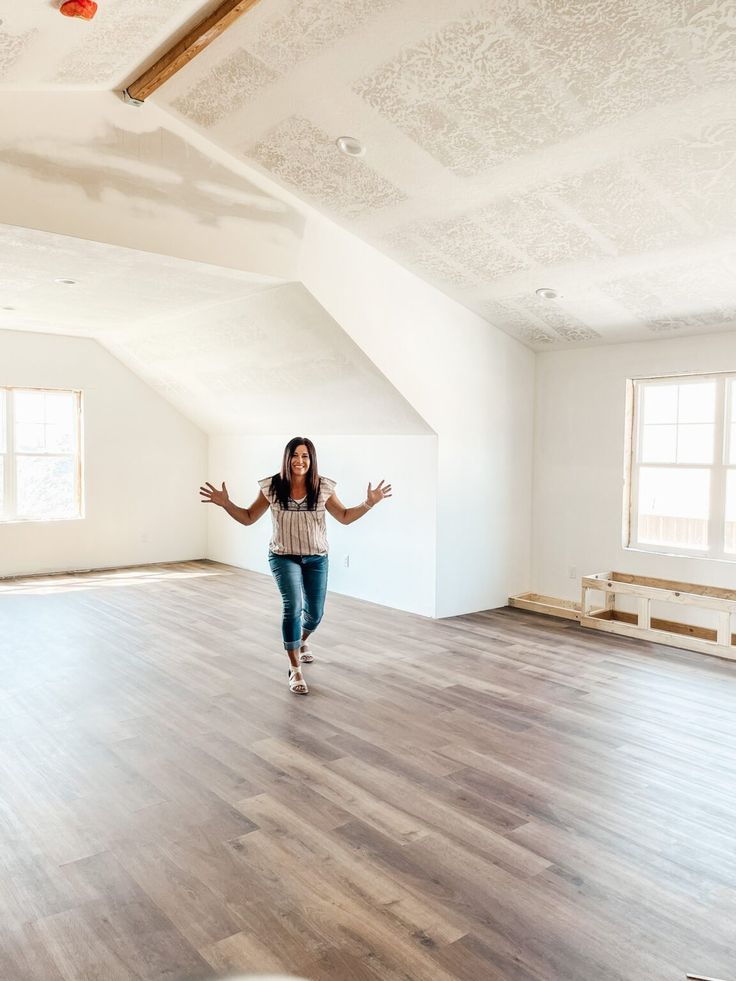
left=624, top=544, right=736, bottom=564
left=0, top=515, right=85, bottom=525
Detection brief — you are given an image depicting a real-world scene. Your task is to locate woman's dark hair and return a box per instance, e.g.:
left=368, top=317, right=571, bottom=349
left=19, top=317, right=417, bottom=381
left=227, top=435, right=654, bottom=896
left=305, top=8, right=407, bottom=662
left=270, top=437, right=321, bottom=510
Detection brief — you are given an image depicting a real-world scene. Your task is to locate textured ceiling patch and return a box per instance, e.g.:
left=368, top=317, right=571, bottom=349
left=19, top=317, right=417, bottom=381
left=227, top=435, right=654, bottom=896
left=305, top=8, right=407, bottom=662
left=601, top=258, right=736, bottom=332
left=355, top=18, right=577, bottom=176
left=481, top=300, right=556, bottom=346
left=248, top=116, right=404, bottom=218
left=633, top=122, right=736, bottom=235
left=663, top=0, right=736, bottom=85
left=384, top=213, right=528, bottom=286
left=380, top=192, right=600, bottom=290
left=513, top=295, right=601, bottom=342
left=477, top=193, right=602, bottom=267
left=54, top=0, right=182, bottom=84
left=247, top=0, right=395, bottom=73
left=431, top=214, right=528, bottom=281
left=172, top=50, right=279, bottom=128
left=551, top=160, right=695, bottom=255
left=502, top=0, right=693, bottom=124
left=382, top=226, right=480, bottom=287
left=0, top=29, right=36, bottom=80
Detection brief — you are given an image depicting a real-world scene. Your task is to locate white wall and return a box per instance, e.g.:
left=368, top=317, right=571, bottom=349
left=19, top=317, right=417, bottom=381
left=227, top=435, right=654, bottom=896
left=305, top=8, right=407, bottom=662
left=0, top=329, right=207, bottom=577
left=533, top=332, right=736, bottom=601
left=1, top=92, right=535, bottom=616
left=300, top=216, right=536, bottom=617
left=207, top=434, right=437, bottom=618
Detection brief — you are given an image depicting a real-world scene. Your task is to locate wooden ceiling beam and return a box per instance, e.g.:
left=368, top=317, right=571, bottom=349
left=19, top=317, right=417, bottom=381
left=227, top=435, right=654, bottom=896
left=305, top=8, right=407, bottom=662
left=124, top=0, right=263, bottom=104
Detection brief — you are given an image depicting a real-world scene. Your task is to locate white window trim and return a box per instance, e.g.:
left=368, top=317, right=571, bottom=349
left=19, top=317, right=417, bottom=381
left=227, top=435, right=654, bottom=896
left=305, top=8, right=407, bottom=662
left=0, top=386, right=84, bottom=524
left=624, top=371, right=735, bottom=562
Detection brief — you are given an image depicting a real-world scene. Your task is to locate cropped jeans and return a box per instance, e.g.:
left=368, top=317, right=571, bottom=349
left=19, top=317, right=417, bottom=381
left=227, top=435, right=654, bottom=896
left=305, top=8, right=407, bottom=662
left=268, top=553, right=329, bottom=651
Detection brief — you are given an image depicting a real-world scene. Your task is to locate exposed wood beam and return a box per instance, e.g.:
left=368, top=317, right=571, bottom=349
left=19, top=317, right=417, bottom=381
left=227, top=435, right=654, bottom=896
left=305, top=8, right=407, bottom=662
left=686, top=976, right=730, bottom=981
left=125, top=0, right=263, bottom=104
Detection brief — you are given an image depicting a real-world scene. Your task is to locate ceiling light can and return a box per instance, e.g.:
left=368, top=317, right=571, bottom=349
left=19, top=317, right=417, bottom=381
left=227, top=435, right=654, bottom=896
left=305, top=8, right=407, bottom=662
left=54, top=278, right=78, bottom=286
left=535, top=288, right=558, bottom=300
left=336, top=136, right=365, bottom=157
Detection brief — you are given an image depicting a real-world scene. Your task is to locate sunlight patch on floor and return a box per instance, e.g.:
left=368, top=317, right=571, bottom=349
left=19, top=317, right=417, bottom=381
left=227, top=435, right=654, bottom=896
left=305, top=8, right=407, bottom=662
left=0, top=565, right=231, bottom=595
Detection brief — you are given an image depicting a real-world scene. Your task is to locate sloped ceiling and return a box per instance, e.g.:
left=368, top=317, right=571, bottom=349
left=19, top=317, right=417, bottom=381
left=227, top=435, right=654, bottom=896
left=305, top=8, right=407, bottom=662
left=0, top=89, right=304, bottom=281
left=0, top=0, right=735, bottom=351
left=0, top=224, right=430, bottom=435
left=0, top=1, right=225, bottom=90
left=0, top=224, right=276, bottom=333
left=156, top=0, right=736, bottom=350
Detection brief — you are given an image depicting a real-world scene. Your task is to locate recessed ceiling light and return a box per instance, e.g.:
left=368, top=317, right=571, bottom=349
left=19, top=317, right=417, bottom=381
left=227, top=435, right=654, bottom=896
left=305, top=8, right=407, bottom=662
left=54, top=278, right=78, bottom=286
left=535, top=288, right=558, bottom=300
left=336, top=136, right=365, bottom=157
left=2, top=306, right=15, bottom=311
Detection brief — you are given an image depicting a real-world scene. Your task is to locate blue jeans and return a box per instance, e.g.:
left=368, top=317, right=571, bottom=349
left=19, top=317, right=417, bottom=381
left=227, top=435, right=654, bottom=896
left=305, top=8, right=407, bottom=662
left=268, top=553, right=329, bottom=651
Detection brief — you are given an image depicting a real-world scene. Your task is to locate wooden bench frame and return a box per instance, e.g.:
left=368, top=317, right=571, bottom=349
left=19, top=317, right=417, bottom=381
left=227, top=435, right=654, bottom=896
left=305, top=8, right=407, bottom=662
left=508, top=592, right=581, bottom=621
left=581, top=571, right=736, bottom=662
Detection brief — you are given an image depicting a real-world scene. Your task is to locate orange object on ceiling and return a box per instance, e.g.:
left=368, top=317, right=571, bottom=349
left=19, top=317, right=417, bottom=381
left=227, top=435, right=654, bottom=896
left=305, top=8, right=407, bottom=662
left=60, top=0, right=98, bottom=19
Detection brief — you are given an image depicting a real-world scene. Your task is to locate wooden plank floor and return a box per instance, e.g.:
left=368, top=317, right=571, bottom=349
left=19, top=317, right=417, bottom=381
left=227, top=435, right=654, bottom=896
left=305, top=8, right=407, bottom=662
left=1, top=560, right=735, bottom=981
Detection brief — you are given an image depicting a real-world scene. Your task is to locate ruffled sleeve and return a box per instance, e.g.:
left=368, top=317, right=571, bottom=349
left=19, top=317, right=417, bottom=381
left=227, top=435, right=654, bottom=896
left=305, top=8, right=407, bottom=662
left=257, top=477, right=274, bottom=504
left=320, top=477, right=336, bottom=502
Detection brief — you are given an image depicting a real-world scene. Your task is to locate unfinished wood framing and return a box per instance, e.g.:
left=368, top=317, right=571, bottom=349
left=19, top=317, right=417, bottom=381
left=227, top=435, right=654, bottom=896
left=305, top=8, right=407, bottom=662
left=581, top=571, right=736, bottom=662
left=125, top=0, right=263, bottom=103
left=508, top=593, right=582, bottom=621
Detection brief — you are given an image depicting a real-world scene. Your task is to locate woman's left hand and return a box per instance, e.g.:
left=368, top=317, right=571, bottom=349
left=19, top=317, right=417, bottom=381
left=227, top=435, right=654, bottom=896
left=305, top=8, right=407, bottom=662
left=367, top=480, right=392, bottom=506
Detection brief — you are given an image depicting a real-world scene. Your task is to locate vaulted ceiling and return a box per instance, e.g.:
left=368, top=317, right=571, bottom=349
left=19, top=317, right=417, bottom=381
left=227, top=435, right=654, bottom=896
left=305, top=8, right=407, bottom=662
left=1, top=0, right=736, bottom=352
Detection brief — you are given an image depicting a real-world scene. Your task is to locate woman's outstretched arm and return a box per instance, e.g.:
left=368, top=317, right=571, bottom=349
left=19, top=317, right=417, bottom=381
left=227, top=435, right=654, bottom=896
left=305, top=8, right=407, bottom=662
left=325, top=479, right=392, bottom=525
left=199, top=481, right=269, bottom=526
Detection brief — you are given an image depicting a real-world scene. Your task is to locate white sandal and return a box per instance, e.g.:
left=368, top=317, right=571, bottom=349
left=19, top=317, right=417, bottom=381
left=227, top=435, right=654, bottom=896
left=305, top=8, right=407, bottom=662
left=298, top=642, right=314, bottom=664
left=288, top=667, right=309, bottom=694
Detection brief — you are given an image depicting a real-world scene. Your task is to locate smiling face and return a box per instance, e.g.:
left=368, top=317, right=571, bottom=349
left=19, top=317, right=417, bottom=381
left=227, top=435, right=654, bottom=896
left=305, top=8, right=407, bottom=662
left=290, top=444, right=310, bottom=479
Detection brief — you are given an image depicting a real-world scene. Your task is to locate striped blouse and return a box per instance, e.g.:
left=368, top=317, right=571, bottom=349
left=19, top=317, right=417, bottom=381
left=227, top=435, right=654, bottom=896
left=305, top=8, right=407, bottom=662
left=258, top=476, right=337, bottom=556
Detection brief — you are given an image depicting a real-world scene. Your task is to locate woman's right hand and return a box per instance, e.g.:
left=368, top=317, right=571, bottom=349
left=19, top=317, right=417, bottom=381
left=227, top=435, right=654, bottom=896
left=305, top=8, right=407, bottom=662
left=199, top=481, right=230, bottom=507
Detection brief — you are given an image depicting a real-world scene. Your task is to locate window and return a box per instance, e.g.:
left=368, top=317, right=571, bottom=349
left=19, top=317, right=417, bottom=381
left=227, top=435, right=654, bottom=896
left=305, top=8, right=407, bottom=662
left=625, top=373, right=735, bottom=560
left=0, top=387, right=83, bottom=522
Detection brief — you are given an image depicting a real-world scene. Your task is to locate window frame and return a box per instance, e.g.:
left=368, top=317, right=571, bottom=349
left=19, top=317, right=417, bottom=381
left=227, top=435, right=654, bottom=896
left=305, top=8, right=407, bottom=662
left=624, top=371, right=735, bottom=562
left=0, top=386, right=84, bottom=524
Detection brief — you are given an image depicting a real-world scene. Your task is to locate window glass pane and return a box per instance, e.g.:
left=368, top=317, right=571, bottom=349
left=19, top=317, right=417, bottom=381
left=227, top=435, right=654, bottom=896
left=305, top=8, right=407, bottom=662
left=676, top=424, right=713, bottom=464
left=14, top=390, right=45, bottom=424
left=14, top=392, right=77, bottom=454
left=677, top=382, right=716, bottom=423
left=45, top=424, right=76, bottom=453
left=642, top=384, right=677, bottom=424
left=0, top=456, right=4, bottom=514
left=16, top=422, right=45, bottom=453
left=16, top=456, right=77, bottom=519
left=731, top=380, right=736, bottom=422
left=641, top=424, right=676, bottom=463
left=730, top=423, right=736, bottom=466
left=726, top=471, right=736, bottom=555
left=0, top=390, right=5, bottom=453
left=637, top=467, right=709, bottom=549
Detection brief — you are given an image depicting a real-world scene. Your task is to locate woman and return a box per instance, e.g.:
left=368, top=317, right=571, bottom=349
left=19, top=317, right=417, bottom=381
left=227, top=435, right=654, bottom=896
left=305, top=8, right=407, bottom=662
left=199, top=437, right=391, bottom=695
